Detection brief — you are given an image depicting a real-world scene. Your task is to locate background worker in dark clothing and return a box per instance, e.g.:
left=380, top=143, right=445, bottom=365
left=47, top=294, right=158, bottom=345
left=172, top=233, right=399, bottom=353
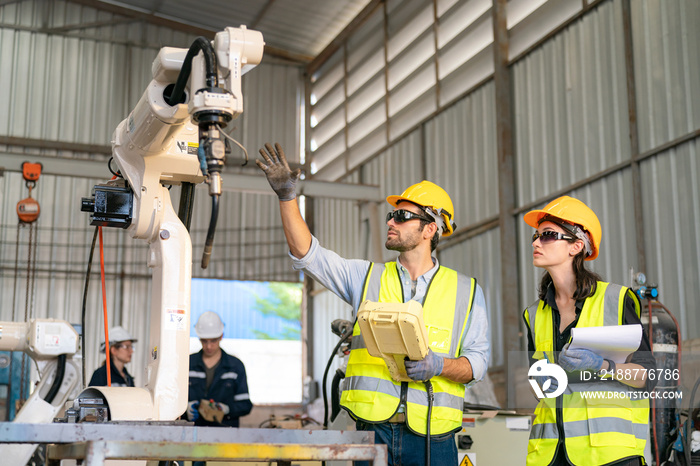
left=89, top=326, right=137, bottom=387
left=186, top=311, right=253, bottom=429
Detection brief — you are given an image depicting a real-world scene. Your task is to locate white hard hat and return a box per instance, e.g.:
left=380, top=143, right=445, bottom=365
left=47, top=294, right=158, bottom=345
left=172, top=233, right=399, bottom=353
left=195, top=311, right=224, bottom=339
left=100, top=326, right=137, bottom=352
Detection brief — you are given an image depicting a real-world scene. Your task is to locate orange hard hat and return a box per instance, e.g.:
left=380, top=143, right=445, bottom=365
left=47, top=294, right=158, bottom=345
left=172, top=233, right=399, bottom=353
left=523, top=196, right=602, bottom=260
left=386, top=180, right=456, bottom=236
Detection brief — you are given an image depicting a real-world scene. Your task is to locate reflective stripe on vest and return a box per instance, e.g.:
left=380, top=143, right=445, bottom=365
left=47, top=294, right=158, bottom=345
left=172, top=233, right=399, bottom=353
left=530, top=417, right=648, bottom=440
left=524, top=282, right=648, bottom=466
left=340, top=261, right=476, bottom=435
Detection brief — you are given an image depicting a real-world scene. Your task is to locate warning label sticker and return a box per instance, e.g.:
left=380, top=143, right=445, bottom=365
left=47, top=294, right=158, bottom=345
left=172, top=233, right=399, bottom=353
left=459, top=453, right=475, bottom=466
left=165, top=308, right=187, bottom=330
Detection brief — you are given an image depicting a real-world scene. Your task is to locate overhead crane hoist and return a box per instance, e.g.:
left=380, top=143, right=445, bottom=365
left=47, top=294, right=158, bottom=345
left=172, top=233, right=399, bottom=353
left=16, top=162, right=42, bottom=224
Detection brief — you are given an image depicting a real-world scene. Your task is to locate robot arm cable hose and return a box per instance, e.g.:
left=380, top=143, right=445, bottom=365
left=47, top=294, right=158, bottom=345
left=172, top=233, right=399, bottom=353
left=201, top=194, right=220, bottom=269
left=218, top=124, right=249, bottom=166
left=44, top=353, right=66, bottom=404
left=166, top=37, right=218, bottom=106
left=322, top=321, right=354, bottom=429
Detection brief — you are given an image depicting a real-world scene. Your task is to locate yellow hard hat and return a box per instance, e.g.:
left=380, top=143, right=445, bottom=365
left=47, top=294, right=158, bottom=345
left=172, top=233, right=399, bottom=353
left=386, top=180, right=456, bottom=236
left=523, top=196, right=602, bottom=260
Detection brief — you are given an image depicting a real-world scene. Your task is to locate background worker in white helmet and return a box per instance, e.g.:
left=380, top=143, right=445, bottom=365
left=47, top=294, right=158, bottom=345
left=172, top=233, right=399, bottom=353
left=186, top=311, right=252, bottom=435
left=257, top=143, right=489, bottom=466
left=522, top=196, right=656, bottom=466
left=89, top=326, right=137, bottom=387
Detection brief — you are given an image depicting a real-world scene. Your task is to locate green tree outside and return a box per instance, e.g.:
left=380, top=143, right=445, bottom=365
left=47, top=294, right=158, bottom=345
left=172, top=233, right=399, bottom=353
left=251, top=282, right=302, bottom=340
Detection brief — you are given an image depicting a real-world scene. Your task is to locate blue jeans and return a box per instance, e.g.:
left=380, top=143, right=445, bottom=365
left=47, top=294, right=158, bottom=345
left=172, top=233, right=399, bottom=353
left=354, top=420, right=458, bottom=466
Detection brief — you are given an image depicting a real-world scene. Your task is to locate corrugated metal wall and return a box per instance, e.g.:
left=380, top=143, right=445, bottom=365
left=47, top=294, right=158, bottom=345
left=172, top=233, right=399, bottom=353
left=640, top=139, right=700, bottom=338
left=0, top=0, right=196, bottom=144
left=307, top=0, right=700, bottom=397
left=513, top=0, right=631, bottom=206
left=0, top=0, right=303, bottom=386
left=631, top=0, right=700, bottom=153
left=425, top=82, right=499, bottom=228
left=439, top=228, right=502, bottom=366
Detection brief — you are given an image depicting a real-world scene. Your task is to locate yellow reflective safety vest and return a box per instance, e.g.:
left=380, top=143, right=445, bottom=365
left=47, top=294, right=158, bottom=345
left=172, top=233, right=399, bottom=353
left=340, top=261, right=477, bottom=435
left=523, top=281, right=648, bottom=466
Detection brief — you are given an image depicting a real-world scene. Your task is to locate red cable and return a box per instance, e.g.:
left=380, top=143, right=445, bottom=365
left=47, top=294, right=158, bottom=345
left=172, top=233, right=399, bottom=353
left=648, top=299, right=659, bottom=466
left=654, top=301, right=682, bottom=379
left=648, top=299, right=683, bottom=466
left=98, top=226, right=111, bottom=387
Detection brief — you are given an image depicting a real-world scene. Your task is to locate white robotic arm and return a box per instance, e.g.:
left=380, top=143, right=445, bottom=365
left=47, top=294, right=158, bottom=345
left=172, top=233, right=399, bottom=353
left=80, top=26, right=264, bottom=423
left=1, top=320, right=81, bottom=466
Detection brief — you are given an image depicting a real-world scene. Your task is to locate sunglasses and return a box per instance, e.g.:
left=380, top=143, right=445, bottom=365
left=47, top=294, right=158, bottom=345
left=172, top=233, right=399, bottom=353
left=386, top=209, right=432, bottom=224
left=532, top=230, right=575, bottom=244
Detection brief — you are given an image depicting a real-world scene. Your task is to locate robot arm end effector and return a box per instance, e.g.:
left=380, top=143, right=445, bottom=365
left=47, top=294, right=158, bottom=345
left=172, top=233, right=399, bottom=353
left=193, top=26, right=265, bottom=188
left=192, top=27, right=264, bottom=269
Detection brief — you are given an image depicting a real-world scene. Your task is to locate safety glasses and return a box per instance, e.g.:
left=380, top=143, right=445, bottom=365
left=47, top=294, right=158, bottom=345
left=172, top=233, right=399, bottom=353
left=532, top=230, right=575, bottom=244
left=386, top=209, right=432, bottom=224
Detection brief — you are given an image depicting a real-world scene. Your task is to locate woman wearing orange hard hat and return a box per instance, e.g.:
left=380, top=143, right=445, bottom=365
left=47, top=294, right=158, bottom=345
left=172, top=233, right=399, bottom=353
left=522, top=196, right=656, bottom=466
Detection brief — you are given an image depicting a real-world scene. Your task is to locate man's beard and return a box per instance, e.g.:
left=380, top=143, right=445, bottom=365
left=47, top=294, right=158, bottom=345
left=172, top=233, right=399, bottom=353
left=385, top=227, right=421, bottom=252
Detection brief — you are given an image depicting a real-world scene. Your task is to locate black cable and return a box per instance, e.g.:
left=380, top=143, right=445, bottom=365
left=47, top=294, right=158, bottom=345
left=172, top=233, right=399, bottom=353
left=322, top=325, right=353, bottom=429
left=200, top=194, right=219, bottom=269
left=81, top=227, right=99, bottom=388
left=165, top=37, right=218, bottom=107
left=107, top=157, right=122, bottom=178
left=44, top=354, right=66, bottom=404
left=330, top=369, right=344, bottom=423
left=177, top=182, right=196, bottom=231
left=424, top=380, right=434, bottom=466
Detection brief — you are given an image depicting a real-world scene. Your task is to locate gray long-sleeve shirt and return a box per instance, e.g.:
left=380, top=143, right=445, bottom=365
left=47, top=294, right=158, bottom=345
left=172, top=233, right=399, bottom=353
left=290, top=235, right=490, bottom=385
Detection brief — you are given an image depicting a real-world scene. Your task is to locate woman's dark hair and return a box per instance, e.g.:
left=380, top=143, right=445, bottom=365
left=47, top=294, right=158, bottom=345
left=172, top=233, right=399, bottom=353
left=538, top=249, right=602, bottom=300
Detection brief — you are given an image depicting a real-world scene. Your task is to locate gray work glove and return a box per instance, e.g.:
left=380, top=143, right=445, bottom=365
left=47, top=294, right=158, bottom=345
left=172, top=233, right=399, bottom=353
left=558, top=346, right=604, bottom=372
left=405, top=349, right=444, bottom=381
left=256, top=142, right=301, bottom=201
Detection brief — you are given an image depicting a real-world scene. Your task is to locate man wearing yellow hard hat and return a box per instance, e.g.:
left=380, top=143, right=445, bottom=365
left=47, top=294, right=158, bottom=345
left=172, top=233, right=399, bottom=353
left=257, top=143, right=489, bottom=466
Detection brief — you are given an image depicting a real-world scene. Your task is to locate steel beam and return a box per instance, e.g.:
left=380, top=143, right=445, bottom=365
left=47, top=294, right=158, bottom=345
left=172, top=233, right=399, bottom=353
left=0, top=152, right=381, bottom=201
left=0, top=421, right=372, bottom=443
left=48, top=440, right=388, bottom=465
left=621, top=0, right=646, bottom=274
left=492, top=0, right=521, bottom=410
left=2, top=423, right=385, bottom=466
